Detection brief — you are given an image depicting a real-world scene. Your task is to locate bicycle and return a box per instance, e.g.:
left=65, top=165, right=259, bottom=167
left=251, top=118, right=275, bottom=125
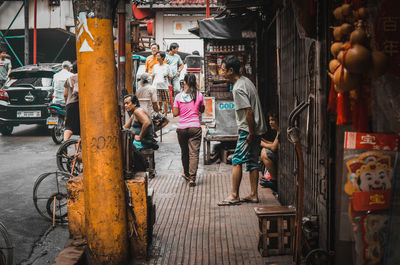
left=33, top=171, right=74, bottom=224
left=56, top=139, right=83, bottom=176
left=0, top=222, right=13, bottom=265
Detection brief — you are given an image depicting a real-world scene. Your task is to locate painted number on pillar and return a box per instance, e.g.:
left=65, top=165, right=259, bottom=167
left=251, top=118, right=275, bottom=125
left=90, top=136, right=118, bottom=152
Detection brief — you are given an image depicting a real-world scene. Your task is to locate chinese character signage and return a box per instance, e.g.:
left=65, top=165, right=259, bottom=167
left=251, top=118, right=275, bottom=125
left=340, top=132, right=399, bottom=265
left=375, top=0, right=400, bottom=77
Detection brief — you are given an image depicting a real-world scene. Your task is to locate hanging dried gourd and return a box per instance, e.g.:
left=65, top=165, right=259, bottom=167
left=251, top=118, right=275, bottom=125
left=331, top=42, right=344, bottom=57
left=357, top=7, right=368, bottom=20
left=370, top=50, right=389, bottom=78
left=333, top=6, right=344, bottom=21
left=341, top=23, right=353, bottom=38
left=341, top=3, right=353, bottom=22
left=337, top=44, right=371, bottom=74
left=341, top=4, right=352, bottom=17
left=328, top=65, right=361, bottom=93
left=329, top=59, right=341, bottom=73
left=350, top=21, right=369, bottom=46
left=333, top=26, right=343, bottom=41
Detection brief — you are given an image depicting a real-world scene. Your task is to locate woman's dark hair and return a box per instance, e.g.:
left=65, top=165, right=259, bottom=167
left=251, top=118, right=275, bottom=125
left=184, top=73, right=197, bottom=102
left=72, top=61, right=78, bottom=73
left=124, top=94, right=140, bottom=107
left=267, top=112, right=277, bottom=121
left=150, top=43, right=160, bottom=50
left=223, top=55, right=241, bottom=75
left=169, top=42, right=179, bottom=51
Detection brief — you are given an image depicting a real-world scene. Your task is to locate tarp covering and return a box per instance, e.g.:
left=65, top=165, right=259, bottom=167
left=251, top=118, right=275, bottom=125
left=197, top=15, right=258, bottom=39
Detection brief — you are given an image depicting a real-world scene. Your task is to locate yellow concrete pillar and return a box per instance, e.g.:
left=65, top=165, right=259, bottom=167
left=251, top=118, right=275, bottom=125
left=126, top=173, right=155, bottom=258
left=73, top=2, right=129, bottom=263
left=67, top=175, right=85, bottom=240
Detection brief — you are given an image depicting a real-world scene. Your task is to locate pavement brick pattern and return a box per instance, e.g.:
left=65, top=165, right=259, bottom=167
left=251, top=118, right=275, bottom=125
left=134, top=114, right=291, bottom=265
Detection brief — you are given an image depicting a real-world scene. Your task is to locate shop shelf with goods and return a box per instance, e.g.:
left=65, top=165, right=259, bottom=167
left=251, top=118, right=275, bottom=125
left=201, top=39, right=257, bottom=164
left=204, top=39, right=256, bottom=100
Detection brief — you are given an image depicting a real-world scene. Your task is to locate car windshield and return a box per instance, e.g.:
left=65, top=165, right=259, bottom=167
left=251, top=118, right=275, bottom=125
left=6, top=77, right=53, bottom=88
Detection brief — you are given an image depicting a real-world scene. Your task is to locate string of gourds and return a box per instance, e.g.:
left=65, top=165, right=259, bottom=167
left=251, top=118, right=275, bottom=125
left=328, top=3, right=388, bottom=93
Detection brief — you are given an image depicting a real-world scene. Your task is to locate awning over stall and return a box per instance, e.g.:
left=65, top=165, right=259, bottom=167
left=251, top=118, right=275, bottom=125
left=195, top=15, right=258, bottom=39
left=4, top=28, right=76, bottom=66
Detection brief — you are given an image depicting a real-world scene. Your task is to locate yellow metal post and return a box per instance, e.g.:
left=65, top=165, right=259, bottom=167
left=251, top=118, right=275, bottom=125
left=73, top=1, right=129, bottom=263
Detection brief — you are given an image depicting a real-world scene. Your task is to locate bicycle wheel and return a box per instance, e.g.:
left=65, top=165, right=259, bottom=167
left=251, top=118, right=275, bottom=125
left=33, top=171, right=74, bottom=223
left=305, top=248, right=330, bottom=265
left=56, top=139, right=83, bottom=176
left=0, top=222, right=13, bottom=265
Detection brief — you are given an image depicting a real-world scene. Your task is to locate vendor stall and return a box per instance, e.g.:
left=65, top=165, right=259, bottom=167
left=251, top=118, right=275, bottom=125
left=195, top=15, right=259, bottom=164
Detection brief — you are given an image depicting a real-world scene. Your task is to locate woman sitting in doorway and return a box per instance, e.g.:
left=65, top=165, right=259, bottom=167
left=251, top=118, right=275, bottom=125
left=123, top=94, right=158, bottom=150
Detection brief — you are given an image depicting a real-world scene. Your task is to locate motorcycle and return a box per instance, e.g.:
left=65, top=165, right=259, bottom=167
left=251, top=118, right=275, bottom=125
left=47, top=103, right=66, bottom=144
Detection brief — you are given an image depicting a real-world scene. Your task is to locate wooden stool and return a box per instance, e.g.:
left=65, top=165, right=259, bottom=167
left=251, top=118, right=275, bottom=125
left=254, top=206, right=296, bottom=257
left=140, top=149, right=156, bottom=178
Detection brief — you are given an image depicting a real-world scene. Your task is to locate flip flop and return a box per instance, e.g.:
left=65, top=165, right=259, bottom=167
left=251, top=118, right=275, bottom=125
left=217, top=200, right=241, bottom=206
left=239, top=198, right=260, bottom=203
left=181, top=174, right=190, bottom=182
left=189, top=180, right=196, bottom=187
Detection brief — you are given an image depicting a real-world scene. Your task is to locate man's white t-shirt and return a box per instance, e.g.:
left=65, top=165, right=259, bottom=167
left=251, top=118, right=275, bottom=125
left=152, top=63, right=171, bottom=90
left=52, top=69, right=73, bottom=104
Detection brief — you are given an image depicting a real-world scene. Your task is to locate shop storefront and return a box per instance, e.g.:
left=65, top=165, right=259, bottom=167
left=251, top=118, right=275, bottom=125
left=192, top=14, right=261, bottom=164
left=217, top=0, right=400, bottom=264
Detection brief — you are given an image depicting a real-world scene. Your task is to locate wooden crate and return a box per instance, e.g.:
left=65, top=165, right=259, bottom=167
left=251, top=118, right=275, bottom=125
left=254, top=206, right=296, bottom=257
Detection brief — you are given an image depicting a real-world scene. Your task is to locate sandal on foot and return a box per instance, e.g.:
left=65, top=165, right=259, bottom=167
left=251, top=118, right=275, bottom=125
left=239, top=197, right=260, bottom=203
left=217, top=200, right=241, bottom=206
left=189, top=180, right=196, bottom=187
left=181, top=174, right=190, bottom=182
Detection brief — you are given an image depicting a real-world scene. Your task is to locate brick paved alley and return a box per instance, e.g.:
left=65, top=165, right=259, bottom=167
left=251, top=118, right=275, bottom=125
left=135, top=115, right=291, bottom=265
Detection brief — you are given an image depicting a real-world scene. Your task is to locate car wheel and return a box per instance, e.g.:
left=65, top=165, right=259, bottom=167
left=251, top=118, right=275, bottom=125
left=0, top=125, right=13, bottom=136
left=51, top=117, right=65, bottom=144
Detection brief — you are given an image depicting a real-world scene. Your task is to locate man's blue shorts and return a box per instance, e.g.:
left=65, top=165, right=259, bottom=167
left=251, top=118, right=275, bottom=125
left=232, top=130, right=261, bottom=171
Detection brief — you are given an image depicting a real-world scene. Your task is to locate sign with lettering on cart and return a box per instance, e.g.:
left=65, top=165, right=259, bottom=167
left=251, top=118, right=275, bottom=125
left=203, top=99, right=238, bottom=164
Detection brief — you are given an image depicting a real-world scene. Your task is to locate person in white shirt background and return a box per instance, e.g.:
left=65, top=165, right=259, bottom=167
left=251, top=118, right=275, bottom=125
left=52, top=61, right=73, bottom=105
left=152, top=51, right=172, bottom=116
left=166, top=42, right=184, bottom=96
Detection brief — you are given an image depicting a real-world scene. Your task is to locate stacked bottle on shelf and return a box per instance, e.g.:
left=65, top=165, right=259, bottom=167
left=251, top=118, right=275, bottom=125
left=206, top=43, right=246, bottom=52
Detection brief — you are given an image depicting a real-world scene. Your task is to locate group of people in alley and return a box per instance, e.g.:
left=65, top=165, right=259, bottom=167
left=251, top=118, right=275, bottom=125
left=1, top=40, right=279, bottom=201
left=122, top=42, right=279, bottom=200
left=124, top=42, right=205, bottom=187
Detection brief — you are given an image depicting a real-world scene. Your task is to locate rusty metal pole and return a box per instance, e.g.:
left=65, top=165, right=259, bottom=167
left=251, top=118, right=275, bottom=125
left=125, top=2, right=133, bottom=94
left=33, top=0, right=37, bottom=64
left=118, top=0, right=127, bottom=123
left=24, top=0, right=29, bottom=65
left=72, top=1, right=129, bottom=264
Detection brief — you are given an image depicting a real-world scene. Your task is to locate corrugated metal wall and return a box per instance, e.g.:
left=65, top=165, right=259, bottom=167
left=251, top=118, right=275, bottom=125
left=276, top=2, right=330, bottom=249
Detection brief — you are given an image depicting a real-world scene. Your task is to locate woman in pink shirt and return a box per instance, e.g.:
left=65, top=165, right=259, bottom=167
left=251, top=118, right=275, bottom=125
left=173, top=74, right=205, bottom=187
